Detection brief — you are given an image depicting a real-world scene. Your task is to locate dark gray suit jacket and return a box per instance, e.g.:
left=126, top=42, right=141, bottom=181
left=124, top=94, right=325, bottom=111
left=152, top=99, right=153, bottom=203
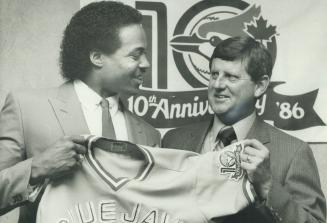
left=163, top=117, right=326, bottom=223
left=0, top=81, right=161, bottom=222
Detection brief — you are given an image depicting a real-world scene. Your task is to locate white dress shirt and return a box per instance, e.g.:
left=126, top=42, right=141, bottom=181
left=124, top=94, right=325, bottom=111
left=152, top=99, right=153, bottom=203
left=74, top=80, right=128, bottom=141
left=201, top=112, right=256, bottom=154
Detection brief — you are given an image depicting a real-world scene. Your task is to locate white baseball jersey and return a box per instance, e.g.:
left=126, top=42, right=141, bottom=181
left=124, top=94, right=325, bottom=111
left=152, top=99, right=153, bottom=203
left=37, top=136, right=255, bottom=223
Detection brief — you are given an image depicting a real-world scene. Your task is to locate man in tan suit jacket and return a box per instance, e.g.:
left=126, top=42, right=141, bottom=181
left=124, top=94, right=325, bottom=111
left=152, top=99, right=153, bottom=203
left=0, top=2, right=160, bottom=222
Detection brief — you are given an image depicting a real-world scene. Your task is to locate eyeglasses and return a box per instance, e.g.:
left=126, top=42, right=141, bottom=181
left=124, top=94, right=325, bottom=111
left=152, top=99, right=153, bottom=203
left=210, top=72, right=251, bottom=83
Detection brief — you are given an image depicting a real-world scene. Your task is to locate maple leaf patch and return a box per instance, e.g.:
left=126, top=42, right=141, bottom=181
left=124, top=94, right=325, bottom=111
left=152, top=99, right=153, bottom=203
left=245, top=16, right=277, bottom=42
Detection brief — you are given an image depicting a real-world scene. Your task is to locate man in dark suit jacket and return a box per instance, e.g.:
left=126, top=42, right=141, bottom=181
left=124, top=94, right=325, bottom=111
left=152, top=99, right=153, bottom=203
left=0, top=2, right=160, bottom=222
left=163, top=36, right=326, bottom=223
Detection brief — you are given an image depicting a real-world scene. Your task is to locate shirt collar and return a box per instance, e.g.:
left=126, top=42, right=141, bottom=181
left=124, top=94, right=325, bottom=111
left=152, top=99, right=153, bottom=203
left=233, top=112, right=256, bottom=140
left=106, top=95, right=120, bottom=114
left=212, top=112, right=256, bottom=141
left=73, top=80, right=120, bottom=113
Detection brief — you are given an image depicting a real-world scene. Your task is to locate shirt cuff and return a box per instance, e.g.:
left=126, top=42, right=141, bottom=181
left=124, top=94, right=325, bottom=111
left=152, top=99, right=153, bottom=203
left=27, top=179, right=49, bottom=202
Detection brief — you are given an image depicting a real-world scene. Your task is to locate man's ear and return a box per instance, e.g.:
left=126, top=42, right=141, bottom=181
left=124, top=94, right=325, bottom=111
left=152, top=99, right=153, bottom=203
left=254, top=75, right=270, bottom=98
left=89, top=50, right=103, bottom=68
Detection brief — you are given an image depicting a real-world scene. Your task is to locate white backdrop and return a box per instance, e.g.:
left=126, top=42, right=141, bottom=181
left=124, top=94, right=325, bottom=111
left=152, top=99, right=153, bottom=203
left=82, top=0, right=327, bottom=142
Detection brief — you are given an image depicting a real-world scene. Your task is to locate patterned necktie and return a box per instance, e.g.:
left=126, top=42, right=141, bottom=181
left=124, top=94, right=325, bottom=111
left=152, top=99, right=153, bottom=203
left=100, top=98, right=116, bottom=139
left=214, top=126, right=237, bottom=150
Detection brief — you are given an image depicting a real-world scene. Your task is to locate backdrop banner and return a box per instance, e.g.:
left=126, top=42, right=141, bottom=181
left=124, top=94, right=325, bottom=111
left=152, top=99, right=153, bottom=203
left=81, top=0, right=327, bottom=142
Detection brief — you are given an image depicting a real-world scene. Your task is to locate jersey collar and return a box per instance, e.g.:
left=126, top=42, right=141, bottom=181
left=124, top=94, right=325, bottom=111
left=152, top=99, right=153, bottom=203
left=85, top=136, right=154, bottom=191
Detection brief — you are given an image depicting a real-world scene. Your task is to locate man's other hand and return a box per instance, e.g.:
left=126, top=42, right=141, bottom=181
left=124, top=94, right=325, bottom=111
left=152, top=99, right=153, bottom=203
left=30, top=135, right=87, bottom=185
left=240, top=139, right=273, bottom=201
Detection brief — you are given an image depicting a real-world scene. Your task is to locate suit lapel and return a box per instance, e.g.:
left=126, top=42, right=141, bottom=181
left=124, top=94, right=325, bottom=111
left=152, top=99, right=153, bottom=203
left=246, top=117, right=270, bottom=145
left=123, top=108, right=146, bottom=145
left=48, top=82, right=90, bottom=136
left=188, top=120, right=212, bottom=153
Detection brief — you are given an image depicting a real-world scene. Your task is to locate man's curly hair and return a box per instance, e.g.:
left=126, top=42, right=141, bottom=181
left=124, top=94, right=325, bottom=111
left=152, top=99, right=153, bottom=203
left=60, top=1, right=142, bottom=80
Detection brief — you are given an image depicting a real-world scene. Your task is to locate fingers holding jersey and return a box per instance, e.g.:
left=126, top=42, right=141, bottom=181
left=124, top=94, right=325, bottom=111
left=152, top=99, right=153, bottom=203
left=243, top=139, right=269, bottom=157
left=240, top=153, right=261, bottom=168
left=240, top=139, right=272, bottom=200
left=30, top=136, right=87, bottom=185
left=241, top=139, right=270, bottom=171
left=73, top=142, right=87, bottom=155
left=70, top=135, right=88, bottom=147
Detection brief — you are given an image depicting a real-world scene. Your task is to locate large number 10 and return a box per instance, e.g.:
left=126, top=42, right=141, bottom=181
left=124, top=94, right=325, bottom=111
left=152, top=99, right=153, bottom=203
left=136, top=1, right=168, bottom=89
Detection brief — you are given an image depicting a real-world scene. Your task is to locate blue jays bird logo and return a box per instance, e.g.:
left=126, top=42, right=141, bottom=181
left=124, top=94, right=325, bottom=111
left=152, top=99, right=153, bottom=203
left=170, top=0, right=277, bottom=88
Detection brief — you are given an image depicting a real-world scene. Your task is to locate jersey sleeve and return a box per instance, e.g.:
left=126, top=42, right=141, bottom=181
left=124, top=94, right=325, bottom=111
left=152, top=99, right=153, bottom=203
left=194, top=142, right=255, bottom=221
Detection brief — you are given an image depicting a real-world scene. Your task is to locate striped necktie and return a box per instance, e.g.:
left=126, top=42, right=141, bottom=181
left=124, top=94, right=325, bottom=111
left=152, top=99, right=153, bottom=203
left=214, top=126, right=237, bottom=150
left=100, top=98, right=116, bottom=139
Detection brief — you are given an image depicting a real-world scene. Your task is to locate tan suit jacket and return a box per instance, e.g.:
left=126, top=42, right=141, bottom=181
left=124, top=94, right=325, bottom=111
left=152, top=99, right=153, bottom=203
left=0, top=81, right=160, bottom=222
left=163, top=117, right=326, bottom=223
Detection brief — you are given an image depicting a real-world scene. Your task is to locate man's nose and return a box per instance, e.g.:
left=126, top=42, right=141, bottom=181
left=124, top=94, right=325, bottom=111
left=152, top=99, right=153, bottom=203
left=212, top=75, right=227, bottom=89
left=139, top=55, right=150, bottom=68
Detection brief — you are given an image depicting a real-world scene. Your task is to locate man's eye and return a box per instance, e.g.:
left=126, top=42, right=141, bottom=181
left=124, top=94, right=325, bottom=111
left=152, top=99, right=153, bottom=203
left=227, top=75, right=239, bottom=82
left=129, top=49, right=146, bottom=61
left=130, top=54, right=141, bottom=60
left=211, top=72, right=219, bottom=79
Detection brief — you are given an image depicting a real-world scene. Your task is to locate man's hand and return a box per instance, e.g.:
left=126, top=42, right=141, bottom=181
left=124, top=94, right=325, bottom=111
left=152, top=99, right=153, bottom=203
left=240, top=139, right=273, bottom=201
left=30, top=135, right=87, bottom=185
